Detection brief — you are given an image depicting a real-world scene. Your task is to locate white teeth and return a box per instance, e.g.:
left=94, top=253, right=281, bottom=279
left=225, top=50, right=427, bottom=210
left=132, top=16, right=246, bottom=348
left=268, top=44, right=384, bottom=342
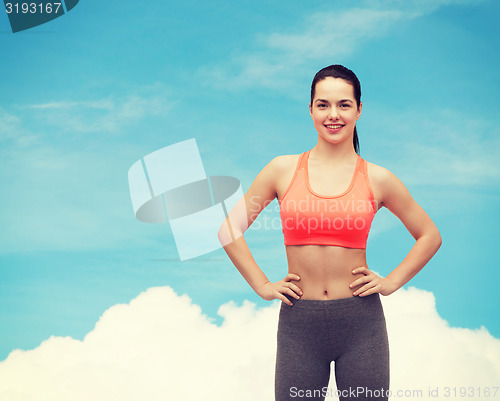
left=326, top=125, right=342, bottom=129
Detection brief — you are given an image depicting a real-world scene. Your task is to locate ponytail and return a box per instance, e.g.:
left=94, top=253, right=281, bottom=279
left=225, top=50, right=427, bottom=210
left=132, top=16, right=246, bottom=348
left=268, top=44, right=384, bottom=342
left=353, top=127, right=359, bottom=154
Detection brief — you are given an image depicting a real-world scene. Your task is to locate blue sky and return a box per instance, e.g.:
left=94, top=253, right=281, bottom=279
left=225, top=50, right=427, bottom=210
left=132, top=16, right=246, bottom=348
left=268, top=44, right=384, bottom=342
left=0, top=0, right=499, bottom=364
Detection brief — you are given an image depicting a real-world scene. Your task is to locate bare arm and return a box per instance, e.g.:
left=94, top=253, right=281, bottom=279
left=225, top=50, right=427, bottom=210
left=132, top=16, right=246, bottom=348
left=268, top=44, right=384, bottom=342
left=218, top=157, right=302, bottom=305
left=351, top=166, right=442, bottom=296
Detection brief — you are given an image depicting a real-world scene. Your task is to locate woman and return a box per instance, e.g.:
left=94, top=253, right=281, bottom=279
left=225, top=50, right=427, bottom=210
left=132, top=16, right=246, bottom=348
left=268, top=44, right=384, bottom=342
left=218, top=64, right=442, bottom=401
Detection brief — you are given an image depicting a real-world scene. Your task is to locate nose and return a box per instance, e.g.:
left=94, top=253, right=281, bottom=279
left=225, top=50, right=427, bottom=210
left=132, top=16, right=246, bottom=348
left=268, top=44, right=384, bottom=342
left=328, top=107, right=340, bottom=120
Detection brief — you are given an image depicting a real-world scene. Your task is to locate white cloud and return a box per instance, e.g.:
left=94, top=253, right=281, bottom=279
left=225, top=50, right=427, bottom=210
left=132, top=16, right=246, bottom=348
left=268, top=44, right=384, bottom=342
left=384, top=288, right=500, bottom=391
left=200, top=0, right=484, bottom=92
left=25, top=99, right=114, bottom=110
left=201, top=8, right=404, bottom=92
left=1, top=286, right=498, bottom=401
left=18, top=82, right=174, bottom=134
left=360, top=0, right=488, bottom=16
left=0, top=107, right=21, bottom=138
left=0, top=107, right=38, bottom=146
left=264, top=9, right=403, bottom=58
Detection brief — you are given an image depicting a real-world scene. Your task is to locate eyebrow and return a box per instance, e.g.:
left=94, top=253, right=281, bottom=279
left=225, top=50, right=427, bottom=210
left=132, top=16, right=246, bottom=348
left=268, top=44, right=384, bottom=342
left=315, top=98, right=354, bottom=104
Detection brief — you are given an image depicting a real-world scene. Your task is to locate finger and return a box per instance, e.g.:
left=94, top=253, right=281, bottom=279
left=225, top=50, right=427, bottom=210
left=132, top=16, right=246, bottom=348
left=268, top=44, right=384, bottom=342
left=277, top=292, right=294, bottom=306
left=353, top=281, right=378, bottom=296
left=282, top=281, right=303, bottom=292
left=349, top=276, right=372, bottom=289
left=352, top=266, right=369, bottom=275
left=285, top=273, right=301, bottom=282
left=283, top=287, right=301, bottom=299
left=357, top=286, right=380, bottom=297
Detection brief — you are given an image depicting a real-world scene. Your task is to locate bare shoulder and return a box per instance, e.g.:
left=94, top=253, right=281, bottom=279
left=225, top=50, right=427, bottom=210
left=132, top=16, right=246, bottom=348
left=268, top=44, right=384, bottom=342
left=365, top=160, right=409, bottom=208
left=365, top=160, right=397, bottom=186
left=255, top=153, right=301, bottom=182
left=248, top=153, right=300, bottom=191
left=261, top=154, right=302, bottom=200
left=267, top=154, right=301, bottom=174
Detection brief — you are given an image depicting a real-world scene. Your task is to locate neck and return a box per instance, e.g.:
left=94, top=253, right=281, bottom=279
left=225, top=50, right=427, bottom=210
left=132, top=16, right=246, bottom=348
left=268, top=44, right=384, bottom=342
left=311, top=137, right=357, bottom=163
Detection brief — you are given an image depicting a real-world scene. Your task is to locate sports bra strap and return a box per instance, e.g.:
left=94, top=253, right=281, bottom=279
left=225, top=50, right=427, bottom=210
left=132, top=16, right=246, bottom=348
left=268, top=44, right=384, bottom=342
left=360, top=157, right=367, bottom=175
left=298, top=150, right=309, bottom=170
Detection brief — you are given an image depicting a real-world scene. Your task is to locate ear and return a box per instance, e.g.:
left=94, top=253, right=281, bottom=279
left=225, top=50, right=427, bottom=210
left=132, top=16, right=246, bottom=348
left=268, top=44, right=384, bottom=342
left=309, top=102, right=313, bottom=117
left=356, top=101, right=363, bottom=120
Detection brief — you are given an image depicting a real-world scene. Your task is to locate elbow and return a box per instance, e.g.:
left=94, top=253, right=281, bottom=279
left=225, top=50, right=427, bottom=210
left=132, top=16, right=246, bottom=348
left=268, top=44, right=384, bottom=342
left=435, top=230, right=442, bottom=252
left=430, top=226, right=442, bottom=254
left=416, top=226, right=442, bottom=254
left=217, top=219, right=231, bottom=247
left=217, top=218, right=244, bottom=247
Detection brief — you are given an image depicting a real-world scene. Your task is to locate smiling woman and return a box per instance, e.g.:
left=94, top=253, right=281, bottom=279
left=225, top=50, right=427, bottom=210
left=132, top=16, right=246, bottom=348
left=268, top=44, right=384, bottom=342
left=218, top=64, right=442, bottom=401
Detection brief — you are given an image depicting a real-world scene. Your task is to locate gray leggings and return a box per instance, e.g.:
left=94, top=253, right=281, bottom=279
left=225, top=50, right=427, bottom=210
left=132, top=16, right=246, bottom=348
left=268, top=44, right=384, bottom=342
left=275, top=293, right=390, bottom=401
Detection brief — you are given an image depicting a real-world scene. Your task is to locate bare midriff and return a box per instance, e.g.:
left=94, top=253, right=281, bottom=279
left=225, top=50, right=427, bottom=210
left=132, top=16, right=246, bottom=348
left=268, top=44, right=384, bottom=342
left=285, top=245, right=367, bottom=300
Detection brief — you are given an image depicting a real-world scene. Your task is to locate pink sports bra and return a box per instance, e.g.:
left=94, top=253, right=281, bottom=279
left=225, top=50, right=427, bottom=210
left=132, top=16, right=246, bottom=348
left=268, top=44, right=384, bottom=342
left=279, top=150, right=376, bottom=249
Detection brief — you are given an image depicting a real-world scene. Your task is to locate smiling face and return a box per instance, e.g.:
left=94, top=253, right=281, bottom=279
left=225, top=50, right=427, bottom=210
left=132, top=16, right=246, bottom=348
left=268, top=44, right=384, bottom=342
left=309, top=77, right=362, bottom=146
